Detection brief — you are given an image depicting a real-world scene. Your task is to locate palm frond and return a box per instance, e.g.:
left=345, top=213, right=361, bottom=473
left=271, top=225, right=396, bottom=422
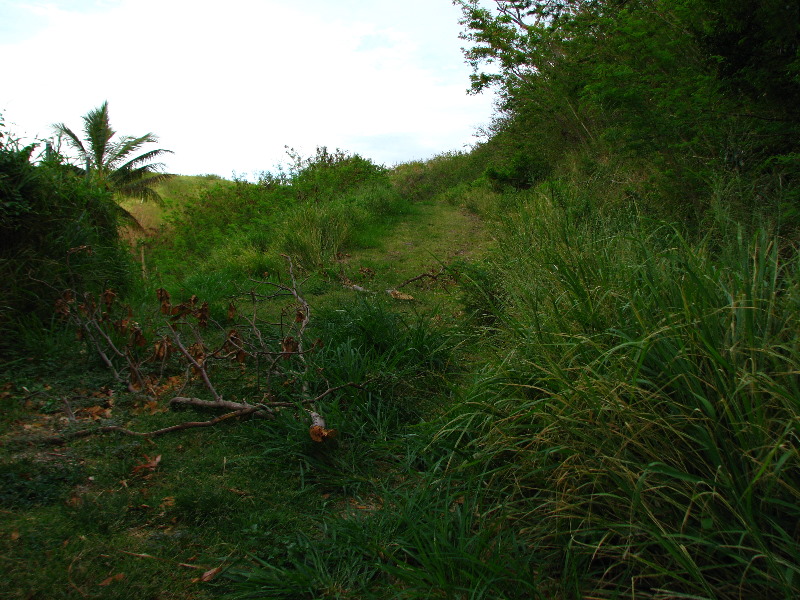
left=114, top=170, right=174, bottom=205
left=107, top=133, right=161, bottom=167
left=54, top=102, right=173, bottom=206
left=81, top=101, right=115, bottom=172
left=117, top=147, right=174, bottom=171
left=108, top=199, right=145, bottom=230
left=52, top=123, right=88, bottom=169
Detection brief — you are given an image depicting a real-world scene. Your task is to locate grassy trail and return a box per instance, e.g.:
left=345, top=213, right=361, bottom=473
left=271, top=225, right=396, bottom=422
left=0, top=198, right=493, bottom=600
left=339, top=201, right=492, bottom=303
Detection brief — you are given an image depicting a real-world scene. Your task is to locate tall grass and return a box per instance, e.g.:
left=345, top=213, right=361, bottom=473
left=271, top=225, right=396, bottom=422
left=442, top=188, right=800, bottom=598
left=279, top=182, right=411, bottom=268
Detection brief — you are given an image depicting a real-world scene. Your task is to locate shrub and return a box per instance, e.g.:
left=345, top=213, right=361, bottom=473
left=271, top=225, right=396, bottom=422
left=0, top=136, right=131, bottom=356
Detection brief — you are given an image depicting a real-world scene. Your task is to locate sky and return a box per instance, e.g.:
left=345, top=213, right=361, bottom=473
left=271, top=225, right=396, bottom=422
left=0, top=0, right=497, bottom=178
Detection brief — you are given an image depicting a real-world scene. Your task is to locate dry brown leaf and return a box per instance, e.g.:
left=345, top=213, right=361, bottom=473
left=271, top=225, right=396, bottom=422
left=281, top=336, right=299, bottom=359
left=309, top=425, right=337, bottom=443
left=98, top=573, right=125, bottom=586
left=389, top=290, right=414, bottom=301
left=80, top=405, right=111, bottom=421
left=102, top=289, right=117, bottom=308
left=192, top=566, right=223, bottom=583
left=195, top=302, right=210, bottom=328
left=132, top=454, right=161, bottom=475
left=131, top=326, right=146, bottom=347
left=134, top=399, right=166, bottom=416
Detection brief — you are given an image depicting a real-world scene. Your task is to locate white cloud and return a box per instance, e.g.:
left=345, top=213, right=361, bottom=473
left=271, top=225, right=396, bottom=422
left=0, top=0, right=495, bottom=177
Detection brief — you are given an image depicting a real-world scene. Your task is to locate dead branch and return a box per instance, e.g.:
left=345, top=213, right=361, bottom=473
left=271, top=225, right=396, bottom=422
left=169, top=396, right=272, bottom=415
left=396, top=266, right=447, bottom=290
left=33, top=382, right=365, bottom=445
left=169, top=382, right=367, bottom=412
left=166, top=326, right=223, bottom=403
left=31, top=408, right=263, bottom=445
left=46, top=257, right=368, bottom=446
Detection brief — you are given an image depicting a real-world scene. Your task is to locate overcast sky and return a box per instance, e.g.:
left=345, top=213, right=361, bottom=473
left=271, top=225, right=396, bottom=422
left=0, top=0, right=496, bottom=178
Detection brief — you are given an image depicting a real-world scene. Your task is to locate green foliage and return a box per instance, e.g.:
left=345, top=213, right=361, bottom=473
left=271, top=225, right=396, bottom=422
left=286, top=146, right=388, bottom=202
left=391, top=150, right=489, bottom=203
left=154, top=148, right=410, bottom=287
left=312, top=298, right=454, bottom=390
left=681, top=0, right=800, bottom=109
left=451, top=258, right=505, bottom=325
left=165, top=178, right=285, bottom=256
left=484, top=148, right=552, bottom=191
left=0, top=130, right=131, bottom=356
left=225, top=476, right=537, bottom=600
left=275, top=149, right=410, bottom=266
left=0, top=456, right=84, bottom=508
left=455, top=0, right=800, bottom=225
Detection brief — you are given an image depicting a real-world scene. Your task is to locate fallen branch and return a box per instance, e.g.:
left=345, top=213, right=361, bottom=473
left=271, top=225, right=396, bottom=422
left=169, top=396, right=267, bottom=413
left=33, top=408, right=263, bottom=445
left=396, top=266, right=446, bottom=290
left=170, top=381, right=367, bottom=411
left=44, top=257, right=364, bottom=446
left=32, top=382, right=368, bottom=445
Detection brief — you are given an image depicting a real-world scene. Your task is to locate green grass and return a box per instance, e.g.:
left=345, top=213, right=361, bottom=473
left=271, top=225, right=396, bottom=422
left=436, top=188, right=800, bottom=598
left=120, top=174, right=230, bottom=233
left=4, top=149, right=800, bottom=599
left=0, top=187, right=493, bottom=599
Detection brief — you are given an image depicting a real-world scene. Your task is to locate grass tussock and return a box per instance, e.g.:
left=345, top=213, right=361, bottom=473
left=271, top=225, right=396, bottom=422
left=440, top=188, right=800, bottom=598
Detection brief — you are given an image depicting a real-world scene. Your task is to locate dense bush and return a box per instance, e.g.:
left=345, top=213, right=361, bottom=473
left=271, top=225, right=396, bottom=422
left=391, top=150, right=489, bottom=203
left=455, top=0, right=800, bottom=228
left=286, top=146, right=388, bottom=202
left=0, top=132, right=131, bottom=356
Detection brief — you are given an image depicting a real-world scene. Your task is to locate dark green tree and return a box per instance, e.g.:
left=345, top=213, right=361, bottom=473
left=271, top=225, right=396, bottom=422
left=454, top=0, right=800, bottom=221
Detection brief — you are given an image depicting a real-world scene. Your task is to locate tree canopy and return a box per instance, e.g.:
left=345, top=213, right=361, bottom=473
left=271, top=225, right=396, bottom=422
left=454, top=0, right=800, bottom=222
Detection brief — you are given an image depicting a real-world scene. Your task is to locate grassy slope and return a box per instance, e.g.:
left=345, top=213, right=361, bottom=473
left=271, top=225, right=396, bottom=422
left=119, top=174, right=229, bottom=236
left=0, top=196, right=493, bottom=600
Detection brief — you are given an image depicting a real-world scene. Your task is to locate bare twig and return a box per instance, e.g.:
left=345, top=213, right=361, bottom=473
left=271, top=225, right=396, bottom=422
left=62, top=398, right=77, bottom=423
left=167, top=326, right=223, bottom=403
left=46, top=257, right=366, bottom=446
left=396, top=266, right=447, bottom=290
left=35, top=408, right=264, bottom=444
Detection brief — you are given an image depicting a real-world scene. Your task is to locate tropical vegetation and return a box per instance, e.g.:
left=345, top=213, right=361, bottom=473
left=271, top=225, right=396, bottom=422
left=1, top=1, right=799, bottom=598
left=54, top=101, right=173, bottom=209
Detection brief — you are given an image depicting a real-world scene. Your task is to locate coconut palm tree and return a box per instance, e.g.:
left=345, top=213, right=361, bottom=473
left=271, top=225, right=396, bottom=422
left=53, top=101, right=173, bottom=209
